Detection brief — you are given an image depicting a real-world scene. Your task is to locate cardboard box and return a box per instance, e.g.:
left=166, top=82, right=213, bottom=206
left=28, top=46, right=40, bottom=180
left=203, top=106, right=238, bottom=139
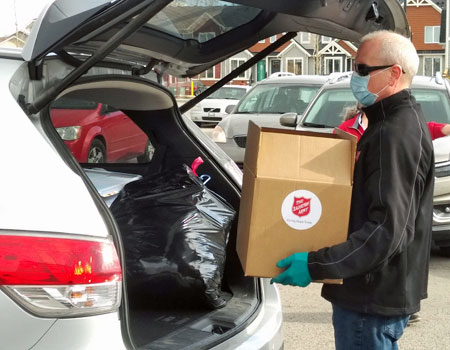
left=236, top=121, right=356, bottom=280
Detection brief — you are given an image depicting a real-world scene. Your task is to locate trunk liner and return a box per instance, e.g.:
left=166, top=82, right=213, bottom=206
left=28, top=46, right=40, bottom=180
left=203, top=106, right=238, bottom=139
left=128, top=291, right=255, bottom=349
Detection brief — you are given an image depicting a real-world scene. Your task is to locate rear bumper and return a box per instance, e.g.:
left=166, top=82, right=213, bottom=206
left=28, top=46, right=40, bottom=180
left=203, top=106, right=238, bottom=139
left=2, top=280, right=283, bottom=350
left=190, top=111, right=227, bottom=123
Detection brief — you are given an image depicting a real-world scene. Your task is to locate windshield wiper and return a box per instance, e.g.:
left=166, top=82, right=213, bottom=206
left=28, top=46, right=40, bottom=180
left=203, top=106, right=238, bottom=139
left=302, top=122, right=332, bottom=128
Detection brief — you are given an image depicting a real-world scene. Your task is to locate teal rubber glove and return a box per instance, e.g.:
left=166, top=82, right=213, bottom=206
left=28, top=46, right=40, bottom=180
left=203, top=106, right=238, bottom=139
left=271, top=252, right=312, bottom=287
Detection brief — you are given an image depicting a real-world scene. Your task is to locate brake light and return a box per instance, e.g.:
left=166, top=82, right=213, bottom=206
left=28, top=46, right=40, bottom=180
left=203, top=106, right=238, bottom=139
left=0, top=235, right=122, bottom=317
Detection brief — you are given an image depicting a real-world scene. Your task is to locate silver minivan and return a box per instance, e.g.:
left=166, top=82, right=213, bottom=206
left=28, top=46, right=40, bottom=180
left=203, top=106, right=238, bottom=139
left=0, top=0, right=408, bottom=349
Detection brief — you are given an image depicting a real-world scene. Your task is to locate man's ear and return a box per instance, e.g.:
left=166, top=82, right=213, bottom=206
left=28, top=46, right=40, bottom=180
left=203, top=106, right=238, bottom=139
left=390, top=65, right=403, bottom=85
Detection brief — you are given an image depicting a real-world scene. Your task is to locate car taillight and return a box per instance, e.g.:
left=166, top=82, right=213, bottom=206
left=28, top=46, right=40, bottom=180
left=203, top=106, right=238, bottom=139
left=0, top=235, right=122, bottom=317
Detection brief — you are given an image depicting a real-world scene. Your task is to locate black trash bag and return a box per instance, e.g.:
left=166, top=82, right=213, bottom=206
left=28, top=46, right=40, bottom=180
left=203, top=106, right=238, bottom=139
left=110, top=165, right=235, bottom=309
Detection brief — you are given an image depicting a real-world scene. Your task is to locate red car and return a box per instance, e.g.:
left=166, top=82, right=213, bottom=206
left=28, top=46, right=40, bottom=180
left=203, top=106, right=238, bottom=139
left=50, top=97, right=152, bottom=163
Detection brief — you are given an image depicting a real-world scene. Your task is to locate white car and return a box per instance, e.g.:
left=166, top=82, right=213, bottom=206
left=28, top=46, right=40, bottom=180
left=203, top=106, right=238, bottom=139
left=0, top=0, right=409, bottom=349
left=188, top=85, right=250, bottom=126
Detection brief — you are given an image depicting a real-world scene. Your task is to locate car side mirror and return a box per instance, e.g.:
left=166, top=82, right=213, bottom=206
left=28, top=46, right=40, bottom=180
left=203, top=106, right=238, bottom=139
left=225, top=105, right=236, bottom=114
left=279, top=112, right=298, bottom=127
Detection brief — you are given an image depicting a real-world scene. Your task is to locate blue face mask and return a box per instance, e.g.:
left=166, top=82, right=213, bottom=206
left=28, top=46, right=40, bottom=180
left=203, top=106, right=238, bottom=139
left=350, top=70, right=390, bottom=107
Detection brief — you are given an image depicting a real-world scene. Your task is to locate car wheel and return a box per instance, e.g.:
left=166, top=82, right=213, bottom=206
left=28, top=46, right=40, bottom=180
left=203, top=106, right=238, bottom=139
left=87, top=139, right=106, bottom=163
left=137, top=140, right=155, bottom=163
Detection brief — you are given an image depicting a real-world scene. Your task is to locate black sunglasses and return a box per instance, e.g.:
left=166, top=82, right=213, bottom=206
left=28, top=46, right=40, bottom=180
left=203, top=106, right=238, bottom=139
left=354, top=64, right=395, bottom=76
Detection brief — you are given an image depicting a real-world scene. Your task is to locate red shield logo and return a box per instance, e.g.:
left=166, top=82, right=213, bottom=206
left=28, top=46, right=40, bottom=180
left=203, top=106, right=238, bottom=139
left=292, top=197, right=311, bottom=217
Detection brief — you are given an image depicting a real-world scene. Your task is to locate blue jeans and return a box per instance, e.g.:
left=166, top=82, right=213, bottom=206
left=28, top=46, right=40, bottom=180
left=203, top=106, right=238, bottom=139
left=332, top=304, right=410, bottom=350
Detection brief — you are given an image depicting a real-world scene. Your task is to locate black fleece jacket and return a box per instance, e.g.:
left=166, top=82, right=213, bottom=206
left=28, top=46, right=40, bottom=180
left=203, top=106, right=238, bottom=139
left=307, top=89, right=434, bottom=316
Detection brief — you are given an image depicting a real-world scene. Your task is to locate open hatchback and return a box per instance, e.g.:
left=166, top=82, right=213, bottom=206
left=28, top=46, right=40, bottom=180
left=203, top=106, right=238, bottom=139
left=0, top=0, right=409, bottom=349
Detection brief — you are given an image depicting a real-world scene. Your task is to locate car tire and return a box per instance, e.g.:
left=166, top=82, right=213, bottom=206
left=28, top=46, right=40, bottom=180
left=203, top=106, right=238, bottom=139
left=87, top=139, right=106, bottom=163
left=137, top=140, right=155, bottom=163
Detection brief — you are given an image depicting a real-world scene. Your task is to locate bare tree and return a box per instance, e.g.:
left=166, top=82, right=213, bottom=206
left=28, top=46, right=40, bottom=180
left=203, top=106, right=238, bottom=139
left=313, top=34, right=321, bottom=75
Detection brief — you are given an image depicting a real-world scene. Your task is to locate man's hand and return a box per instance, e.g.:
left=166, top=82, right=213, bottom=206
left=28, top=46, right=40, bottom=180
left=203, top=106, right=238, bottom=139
left=271, top=252, right=312, bottom=287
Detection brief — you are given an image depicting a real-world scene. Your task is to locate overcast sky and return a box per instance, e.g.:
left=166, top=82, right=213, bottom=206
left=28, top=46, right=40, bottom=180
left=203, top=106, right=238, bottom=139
left=0, top=0, right=51, bottom=36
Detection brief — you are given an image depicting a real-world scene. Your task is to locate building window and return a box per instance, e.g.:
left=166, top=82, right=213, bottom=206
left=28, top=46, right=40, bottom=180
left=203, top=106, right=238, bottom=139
left=287, top=58, right=303, bottom=75
left=425, top=26, right=440, bottom=44
left=346, top=58, right=353, bottom=72
left=198, top=32, right=215, bottom=43
left=270, top=35, right=277, bottom=43
left=322, top=36, right=332, bottom=43
left=300, top=32, right=310, bottom=44
left=231, top=59, right=247, bottom=78
left=199, top=67, right=215, bottom=79
left=424, top=56, right=442, bottom=76
left=324, top=57, right=342, bottom=74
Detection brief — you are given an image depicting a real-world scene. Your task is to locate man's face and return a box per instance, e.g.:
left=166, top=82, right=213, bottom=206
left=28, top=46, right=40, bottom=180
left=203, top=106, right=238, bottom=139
left=355, top=39, right=392, bottom=102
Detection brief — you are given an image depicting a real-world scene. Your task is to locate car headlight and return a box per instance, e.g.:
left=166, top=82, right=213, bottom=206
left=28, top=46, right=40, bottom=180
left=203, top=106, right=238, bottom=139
left=56, top=126, right=82, bottom=141
left=191, top=105, right=202, bottom=112
left=211, top=125, right=227, bottom=143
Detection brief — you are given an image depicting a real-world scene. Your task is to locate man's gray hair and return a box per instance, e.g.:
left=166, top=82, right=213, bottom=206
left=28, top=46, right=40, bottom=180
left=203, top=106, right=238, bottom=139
left=360, top=30, right=419, bottom=83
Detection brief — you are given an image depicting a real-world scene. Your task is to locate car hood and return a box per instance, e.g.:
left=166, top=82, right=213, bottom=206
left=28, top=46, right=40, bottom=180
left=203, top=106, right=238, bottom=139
left=50, top=108, right=99, bottom=128
left=433, top=136, right=450, bottom=163
left=23, top=0, right=409, bottom=78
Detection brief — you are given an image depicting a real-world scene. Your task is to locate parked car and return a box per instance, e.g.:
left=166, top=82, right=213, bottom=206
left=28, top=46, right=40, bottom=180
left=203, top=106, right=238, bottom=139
left=283, top=72, right=450, bottom=255
left=188, top=85, right=250, bottom=126
left=50, top=97, right=153, bottom=163
left=211, top=75, right=330, bottom=165
left=0, top=0, right=409, bottom=349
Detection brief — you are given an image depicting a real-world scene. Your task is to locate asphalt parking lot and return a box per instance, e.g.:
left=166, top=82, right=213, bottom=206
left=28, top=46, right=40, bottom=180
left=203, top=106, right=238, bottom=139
left=277, top=247, right=450, bottom=350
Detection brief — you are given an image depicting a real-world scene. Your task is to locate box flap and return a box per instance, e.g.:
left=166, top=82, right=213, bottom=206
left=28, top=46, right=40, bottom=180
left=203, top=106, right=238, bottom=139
left=333, top=128, right=357, bottom=184
left=245, top=122, right=355, bottom=185
left=244, top=121, right=262, bottom=175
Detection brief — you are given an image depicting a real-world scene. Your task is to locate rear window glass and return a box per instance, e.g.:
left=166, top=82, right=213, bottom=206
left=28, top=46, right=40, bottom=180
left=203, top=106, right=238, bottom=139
left=146, top=1, right=261, bottom=43
left=49, top=97, right=154, bottom=164
left=236, top=84, right=321, bottom=114
left=412, top=89, right=450, bottom=124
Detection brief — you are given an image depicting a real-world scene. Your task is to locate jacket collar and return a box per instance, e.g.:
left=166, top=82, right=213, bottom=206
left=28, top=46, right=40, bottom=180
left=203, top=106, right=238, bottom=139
left=362, top=89, right=413, bottom=124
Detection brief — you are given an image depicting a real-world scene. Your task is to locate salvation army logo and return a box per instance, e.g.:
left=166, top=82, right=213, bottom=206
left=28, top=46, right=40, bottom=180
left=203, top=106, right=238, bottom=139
left=281, top=190, right=322, bottom=230
left=292, top=197, right=311, bottom=217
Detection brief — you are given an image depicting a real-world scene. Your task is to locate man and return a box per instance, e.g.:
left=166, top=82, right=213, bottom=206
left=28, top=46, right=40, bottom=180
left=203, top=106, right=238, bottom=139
left=272, top=30, right=434, bottom=349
